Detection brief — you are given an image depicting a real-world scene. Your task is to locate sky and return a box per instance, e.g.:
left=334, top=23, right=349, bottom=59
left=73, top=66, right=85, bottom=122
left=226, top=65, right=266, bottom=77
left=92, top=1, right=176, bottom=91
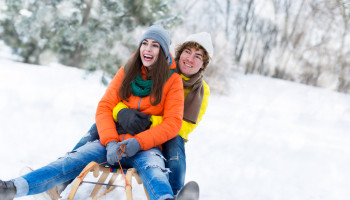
left=1, top=44, right=350, bottom=199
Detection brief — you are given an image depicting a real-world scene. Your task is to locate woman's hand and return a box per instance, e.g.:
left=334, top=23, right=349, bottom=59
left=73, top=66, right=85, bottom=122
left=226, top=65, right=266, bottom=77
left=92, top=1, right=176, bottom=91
left=117, top=138, right=141, bottom=158
left=106, top=141, right=122, bottom=165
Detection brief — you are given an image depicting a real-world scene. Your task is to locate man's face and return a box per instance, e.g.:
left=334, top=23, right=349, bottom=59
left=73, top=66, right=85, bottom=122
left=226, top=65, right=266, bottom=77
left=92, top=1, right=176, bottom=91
left=178, top=47, right=204, bottom=77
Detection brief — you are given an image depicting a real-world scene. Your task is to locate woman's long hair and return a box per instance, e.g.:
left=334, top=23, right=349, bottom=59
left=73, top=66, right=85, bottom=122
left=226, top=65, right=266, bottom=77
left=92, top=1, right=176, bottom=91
left=119, top=46, right=170, bottom=106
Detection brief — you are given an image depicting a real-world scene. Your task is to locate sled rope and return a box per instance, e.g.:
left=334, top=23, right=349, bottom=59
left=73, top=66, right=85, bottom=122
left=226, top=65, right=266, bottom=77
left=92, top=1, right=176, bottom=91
left=77, top=144, right=131, bottom=190
left=116, top=144, right=132, bottom=189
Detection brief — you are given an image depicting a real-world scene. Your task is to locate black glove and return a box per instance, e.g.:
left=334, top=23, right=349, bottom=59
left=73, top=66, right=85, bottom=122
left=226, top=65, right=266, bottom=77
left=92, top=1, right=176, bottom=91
left=117, top=108, right=151, bottom=135
left=115, top=121, right=126, bottom=135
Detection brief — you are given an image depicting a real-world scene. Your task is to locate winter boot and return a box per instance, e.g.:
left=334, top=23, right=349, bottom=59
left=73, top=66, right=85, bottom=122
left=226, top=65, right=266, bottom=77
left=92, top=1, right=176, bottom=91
left=0, top=179, right=16, bottom=200
left=175, top=181, right=199, bottom=200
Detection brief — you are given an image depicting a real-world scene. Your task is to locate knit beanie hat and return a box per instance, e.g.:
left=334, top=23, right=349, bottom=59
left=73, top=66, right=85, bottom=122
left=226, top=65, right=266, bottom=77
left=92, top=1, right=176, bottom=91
left=184, top=32, right=214, bottom=58
left=139, top=25, right=171, bottom=59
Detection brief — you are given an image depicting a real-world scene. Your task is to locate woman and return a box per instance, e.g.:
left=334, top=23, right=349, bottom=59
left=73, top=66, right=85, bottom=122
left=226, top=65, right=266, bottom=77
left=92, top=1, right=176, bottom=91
left=0, top=25, right=184, bottom=200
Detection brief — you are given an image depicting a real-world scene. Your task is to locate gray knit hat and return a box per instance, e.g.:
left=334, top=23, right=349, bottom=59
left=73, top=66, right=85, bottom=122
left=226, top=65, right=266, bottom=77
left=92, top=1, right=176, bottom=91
left=139, top=25, right=171, bottom=59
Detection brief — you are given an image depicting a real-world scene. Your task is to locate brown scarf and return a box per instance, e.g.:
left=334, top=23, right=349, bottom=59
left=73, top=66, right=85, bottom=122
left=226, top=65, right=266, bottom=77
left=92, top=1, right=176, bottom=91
left=176, top=64, right=204, bottom=124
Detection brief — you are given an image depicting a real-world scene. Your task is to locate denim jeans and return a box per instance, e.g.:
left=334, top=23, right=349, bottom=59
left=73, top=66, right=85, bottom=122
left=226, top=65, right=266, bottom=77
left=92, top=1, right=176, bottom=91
left=13, top=140, right=174, bottom=200
left=71, top=123, right=100, bottom=150
left=162, top=135, right=186, bottom=194
left=73, top=123, right=186, bottom=195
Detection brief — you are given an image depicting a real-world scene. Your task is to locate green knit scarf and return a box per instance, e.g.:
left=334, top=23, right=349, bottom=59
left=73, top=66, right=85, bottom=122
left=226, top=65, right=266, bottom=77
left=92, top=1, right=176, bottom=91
left=131, top=76, right=152, bottom=97
left=130, top=69, right=175, bottom=97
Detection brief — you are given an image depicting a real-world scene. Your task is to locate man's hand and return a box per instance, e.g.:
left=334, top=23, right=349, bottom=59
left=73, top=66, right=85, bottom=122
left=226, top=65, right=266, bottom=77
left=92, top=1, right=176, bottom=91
left=117, top=109, right=151, bottom=135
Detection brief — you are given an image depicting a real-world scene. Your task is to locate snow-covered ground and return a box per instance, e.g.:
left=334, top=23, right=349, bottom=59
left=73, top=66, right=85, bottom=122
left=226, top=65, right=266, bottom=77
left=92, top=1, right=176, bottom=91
left=1, top=54, right=350, bottom=199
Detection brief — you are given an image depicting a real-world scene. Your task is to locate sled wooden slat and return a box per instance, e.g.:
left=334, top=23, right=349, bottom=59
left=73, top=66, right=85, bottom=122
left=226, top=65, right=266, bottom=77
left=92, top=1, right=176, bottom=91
left=46, top=186, right=62, bottom=200
left=67, top=161, right=99, bottom=200
left=67, top=161, right=150, bottom=200
left=106, top=173, right=118, bottom=189
left=90, top=170, right=110, bottom=199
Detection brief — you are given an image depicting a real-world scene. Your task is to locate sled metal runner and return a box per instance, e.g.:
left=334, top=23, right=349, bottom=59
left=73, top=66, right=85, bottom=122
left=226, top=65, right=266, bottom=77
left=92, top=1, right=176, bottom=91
left=81, top=180, right=125, bottom=188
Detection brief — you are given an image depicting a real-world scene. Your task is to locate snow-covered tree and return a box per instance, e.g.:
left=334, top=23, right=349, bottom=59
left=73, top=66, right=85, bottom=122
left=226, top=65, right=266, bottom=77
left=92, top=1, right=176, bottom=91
left=0, top=0, right=181, bottom=76
left=0, top=0, right=52, bottom=64
left=172, top=0, right=350, bottom=94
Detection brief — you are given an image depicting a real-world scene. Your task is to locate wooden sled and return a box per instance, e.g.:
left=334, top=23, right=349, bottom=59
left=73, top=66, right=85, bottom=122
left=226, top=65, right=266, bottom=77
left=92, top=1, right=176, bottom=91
left=67, top=161, right=150, bottom=200
left=46, top=186, right=62, bottom=200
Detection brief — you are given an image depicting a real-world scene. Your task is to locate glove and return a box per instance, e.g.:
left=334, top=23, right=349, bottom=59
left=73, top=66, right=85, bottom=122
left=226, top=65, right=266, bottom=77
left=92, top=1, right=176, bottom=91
left=115, top=121, right=127, bottom=135
left=118, top=138, right=141, bottom=158
left=106, top=141, right=122, bottom=165
left=117, top=109, right=151, bottom=135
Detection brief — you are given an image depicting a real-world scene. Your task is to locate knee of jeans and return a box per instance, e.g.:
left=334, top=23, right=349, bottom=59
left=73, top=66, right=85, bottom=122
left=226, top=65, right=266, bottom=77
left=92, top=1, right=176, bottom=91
left=86, top=125, right=99, bottom=139
left=167, top=151, right=186, bottom=162
left=57, top=150, right=88, bottom=166
left=144, top=164, right=171, bottom=175
left=168, top=152, right=180, bottom=161
left=59, top=141, right=101, bottom=160
left=143, top=152, right=171, bottom=175
left=58, top=150, right=78, bottom=160
left=82, top=131, right=91, bottom=139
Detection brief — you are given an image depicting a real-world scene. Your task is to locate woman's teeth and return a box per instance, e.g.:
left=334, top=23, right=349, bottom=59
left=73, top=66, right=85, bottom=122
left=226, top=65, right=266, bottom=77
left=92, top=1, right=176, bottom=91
left=144, top=55, right=153, bottom=61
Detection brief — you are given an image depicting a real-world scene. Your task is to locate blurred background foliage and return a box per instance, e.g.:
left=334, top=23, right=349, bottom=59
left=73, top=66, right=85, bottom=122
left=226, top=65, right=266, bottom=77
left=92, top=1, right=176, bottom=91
left=0, top=0, right=349, bottom=94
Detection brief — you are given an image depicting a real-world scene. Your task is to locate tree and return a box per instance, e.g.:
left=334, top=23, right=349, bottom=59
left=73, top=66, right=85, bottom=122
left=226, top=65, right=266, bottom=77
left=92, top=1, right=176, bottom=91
left=0, top=0, right=53, bottom=64
left=0, top=0, right=181, bottom=77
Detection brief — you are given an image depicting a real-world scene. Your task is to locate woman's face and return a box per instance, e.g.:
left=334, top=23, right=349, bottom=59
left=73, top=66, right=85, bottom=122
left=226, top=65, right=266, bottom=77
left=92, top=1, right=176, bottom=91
left=140, top=39, right=160, bottom=68
left=178, top=47, right=204, bottom=77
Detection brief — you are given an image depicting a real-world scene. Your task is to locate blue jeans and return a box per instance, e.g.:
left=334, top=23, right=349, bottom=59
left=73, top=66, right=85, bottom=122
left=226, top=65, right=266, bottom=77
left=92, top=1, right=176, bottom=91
left=72, top=123, right=100, bottom=150
left=13, top=140, right=174, bottom=200
left=73, top=123, right=186, bottom=195
left=162, top=135, right=186, bottom=194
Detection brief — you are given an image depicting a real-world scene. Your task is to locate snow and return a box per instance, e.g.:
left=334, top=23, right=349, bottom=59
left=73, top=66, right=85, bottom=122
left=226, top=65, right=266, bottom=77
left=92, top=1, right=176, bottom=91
left=1, top=54, right=350, bottom=199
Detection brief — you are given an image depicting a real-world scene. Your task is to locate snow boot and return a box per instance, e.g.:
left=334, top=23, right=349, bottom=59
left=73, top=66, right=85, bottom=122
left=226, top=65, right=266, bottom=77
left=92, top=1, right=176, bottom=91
left=0, top=179, right=16, bottom=200
left=175, top=181, right=199, bottom=200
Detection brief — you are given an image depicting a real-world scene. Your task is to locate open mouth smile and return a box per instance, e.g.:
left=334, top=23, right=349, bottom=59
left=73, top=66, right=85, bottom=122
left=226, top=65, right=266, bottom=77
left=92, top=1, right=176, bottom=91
left=184, top=63, right=193, bottom=68
left=144, top=54, right=153, bottom=61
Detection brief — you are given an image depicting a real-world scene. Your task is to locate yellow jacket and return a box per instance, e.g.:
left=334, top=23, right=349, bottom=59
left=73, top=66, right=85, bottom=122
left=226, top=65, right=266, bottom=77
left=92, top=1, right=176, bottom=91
left=176, top=78, right=210, bottom=140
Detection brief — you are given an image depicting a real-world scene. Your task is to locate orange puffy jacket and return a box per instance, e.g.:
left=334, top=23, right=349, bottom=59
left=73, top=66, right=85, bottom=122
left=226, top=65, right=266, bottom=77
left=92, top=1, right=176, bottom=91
left=96, top=58, right=184, bottom=151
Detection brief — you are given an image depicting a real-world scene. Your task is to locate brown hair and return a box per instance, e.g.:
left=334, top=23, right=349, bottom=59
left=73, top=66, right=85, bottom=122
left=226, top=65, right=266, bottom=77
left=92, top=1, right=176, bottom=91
left=119, top=46, right=169, bottom=105
left=174, top=41, right=211, bottom=70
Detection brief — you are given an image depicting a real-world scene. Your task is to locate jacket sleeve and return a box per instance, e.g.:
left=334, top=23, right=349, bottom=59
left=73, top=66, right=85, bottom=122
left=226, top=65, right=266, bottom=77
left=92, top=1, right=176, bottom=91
left=135, top=74, right=184, bottom=150
left=96, top=66, right=125, bottom=146
left=178, top=81, right=210, bottom=140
